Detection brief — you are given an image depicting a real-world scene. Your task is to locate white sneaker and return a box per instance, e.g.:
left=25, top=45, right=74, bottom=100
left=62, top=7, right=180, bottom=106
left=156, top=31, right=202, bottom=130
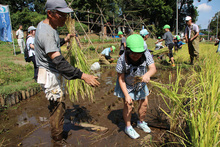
left=137, top=121, right=151, bottom=133
left=125, top=126, right=140, bottom=139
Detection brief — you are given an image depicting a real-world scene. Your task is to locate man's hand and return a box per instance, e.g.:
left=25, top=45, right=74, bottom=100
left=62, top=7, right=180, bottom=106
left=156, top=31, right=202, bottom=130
left=190, top=38, right=194, bottom=41
left=81, top=73, right=100, bottom=87
left=64, top=34, right=74, bottom=42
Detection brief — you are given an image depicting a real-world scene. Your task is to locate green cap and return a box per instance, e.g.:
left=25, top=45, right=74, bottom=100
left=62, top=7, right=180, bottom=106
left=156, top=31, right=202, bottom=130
left=176, top=35, right=180, bottom=40
left=111, top=46, right=116, bottom=52
left=118, top=31, right=123, bottom=35
left=158, top=37, right=161, bottom=39
left=126, top=34, right=145, bottom=53
left=163, top=24, right=170, bottom=29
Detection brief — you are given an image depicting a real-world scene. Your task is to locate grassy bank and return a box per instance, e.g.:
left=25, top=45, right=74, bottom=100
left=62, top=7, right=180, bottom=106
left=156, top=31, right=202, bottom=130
left=152, top=42, right=220, bottom=146
left=0, top=41, right=38, bottom=96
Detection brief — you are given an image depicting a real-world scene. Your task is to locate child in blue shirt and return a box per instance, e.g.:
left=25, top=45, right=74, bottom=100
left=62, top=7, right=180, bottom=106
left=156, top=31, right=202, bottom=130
left=114, top=34, right=156, bottom=139
left=174, top=35, right=184, bottom=52
left=99, top=46, right=116, bottom=64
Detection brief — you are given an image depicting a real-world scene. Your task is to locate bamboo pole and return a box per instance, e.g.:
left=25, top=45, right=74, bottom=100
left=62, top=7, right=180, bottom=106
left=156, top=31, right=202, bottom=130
left=96, top=4, right=115, bottom=39
left=73, top=12, right=98, bottom=54
left=139, top=17, right=156, bottom=38
left=88, top=10, right=90, bottom=34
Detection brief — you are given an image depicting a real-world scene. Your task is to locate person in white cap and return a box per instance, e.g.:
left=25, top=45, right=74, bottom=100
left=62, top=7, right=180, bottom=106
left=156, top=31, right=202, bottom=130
left=184, top=16, right=199, bottom=65
left=26, top=26, right=38, bottom=80
left=16, top=25, right=25, bottom=54
left=34, top=0, right=100, bottom=145
left=140, top=29, right=149, bottom=51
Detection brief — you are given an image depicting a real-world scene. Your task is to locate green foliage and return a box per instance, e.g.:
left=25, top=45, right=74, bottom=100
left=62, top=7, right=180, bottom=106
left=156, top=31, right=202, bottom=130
left=68, top=0, right=120, bottom=20
left=10, top=8, right=46, bottom=30
left=57, top=21, right=89, bottom=35
left=75, top=22, right=88, bottom=34
left=152, top=43, right=219, bottom=146
left=80, top=38, right=120, bottom=44
left=3, top=0, right=202, bottom=36
left=0, top=61, right=34, bottom=86
left=0, top=41, right=39, bottom=95
left=1, top=0, right=46, bottom=14
left=209, top=12, right=220, bottom=37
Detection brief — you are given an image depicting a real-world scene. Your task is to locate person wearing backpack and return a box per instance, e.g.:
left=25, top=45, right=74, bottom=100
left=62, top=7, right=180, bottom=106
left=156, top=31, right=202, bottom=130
left=26, top=26, right=38, bottom=81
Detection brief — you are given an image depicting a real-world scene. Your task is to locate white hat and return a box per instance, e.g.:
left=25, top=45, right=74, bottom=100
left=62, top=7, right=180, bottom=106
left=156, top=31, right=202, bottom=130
left=185, top=16, right=192, bottom=21
left=28, top=26, right=36, bottom=33
left=140, top=29, right=149, bottom=37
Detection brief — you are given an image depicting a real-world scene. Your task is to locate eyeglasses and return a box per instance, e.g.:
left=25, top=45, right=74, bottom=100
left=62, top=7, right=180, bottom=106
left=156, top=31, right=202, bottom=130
left=130, top=52, right=144, bottom=56
left=56, top=12, right=67, bottom=18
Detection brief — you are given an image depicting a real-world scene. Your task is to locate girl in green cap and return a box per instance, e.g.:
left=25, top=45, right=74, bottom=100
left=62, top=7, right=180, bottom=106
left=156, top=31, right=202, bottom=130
left=114, top=34, right=156, bottom=139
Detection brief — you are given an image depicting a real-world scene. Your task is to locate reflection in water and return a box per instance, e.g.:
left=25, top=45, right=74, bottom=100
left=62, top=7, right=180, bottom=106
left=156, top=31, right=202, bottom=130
left=17, top=111, right=45, bottom=127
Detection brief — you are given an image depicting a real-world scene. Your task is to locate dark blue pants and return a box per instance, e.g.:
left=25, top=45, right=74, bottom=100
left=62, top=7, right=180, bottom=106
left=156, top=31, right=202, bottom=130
left=30, top=55, right=38, bottom=81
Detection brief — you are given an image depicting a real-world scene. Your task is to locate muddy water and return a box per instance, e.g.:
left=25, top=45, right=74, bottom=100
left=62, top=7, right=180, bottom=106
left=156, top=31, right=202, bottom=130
left=0, top=68, right=178, bottom=147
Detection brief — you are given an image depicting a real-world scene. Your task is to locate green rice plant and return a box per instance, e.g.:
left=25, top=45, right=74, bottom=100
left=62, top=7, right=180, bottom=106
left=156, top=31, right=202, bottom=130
left=174, top=45, right=190, bottom=63
left=65, top=17, right=95, bottom=102
left=186, top=46, right=220, bottom=147
left=151, top=43, right=220, bottom=146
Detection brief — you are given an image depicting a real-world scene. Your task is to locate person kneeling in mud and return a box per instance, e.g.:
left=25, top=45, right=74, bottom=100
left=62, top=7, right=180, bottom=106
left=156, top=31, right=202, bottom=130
left=155, top=37, right=164, bottom=50
left=99, top=46, right=116, bottom=65
left=174, top=35, right=184, bottom=52
left=114, top=34, right=156, bottom=139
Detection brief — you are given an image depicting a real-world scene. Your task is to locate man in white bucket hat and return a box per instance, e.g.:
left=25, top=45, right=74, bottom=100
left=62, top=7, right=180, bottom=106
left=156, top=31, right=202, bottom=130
left=185, top=16, right=199, bottom=65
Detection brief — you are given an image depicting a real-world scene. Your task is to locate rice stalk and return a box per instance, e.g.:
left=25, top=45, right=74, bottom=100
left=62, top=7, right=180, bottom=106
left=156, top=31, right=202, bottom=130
left=65, top=16, right=95, bottom=102
left=151, top=43, right=219, bottom=146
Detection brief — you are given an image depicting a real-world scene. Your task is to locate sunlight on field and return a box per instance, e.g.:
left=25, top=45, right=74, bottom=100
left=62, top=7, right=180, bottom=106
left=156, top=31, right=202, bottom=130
left=152, top=42, right=220, bottom=146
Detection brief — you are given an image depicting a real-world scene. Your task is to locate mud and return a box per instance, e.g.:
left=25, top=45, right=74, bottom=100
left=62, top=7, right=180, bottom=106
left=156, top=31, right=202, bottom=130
left=0, top=68, right=179, bottom=147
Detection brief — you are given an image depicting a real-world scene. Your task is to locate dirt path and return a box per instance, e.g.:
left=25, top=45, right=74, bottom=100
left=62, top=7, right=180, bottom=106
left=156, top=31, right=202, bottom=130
left=0, top=68, right=175, bottom=146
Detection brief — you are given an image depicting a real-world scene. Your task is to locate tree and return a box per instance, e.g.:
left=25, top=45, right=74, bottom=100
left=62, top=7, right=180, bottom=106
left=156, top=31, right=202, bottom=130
left=67, top=0, right=120, bottom=21
left=10, top=8, right=46, bottom=30
left=1, top=0, right=46, bottom=14
left=208, top=12, right=220, bottom=36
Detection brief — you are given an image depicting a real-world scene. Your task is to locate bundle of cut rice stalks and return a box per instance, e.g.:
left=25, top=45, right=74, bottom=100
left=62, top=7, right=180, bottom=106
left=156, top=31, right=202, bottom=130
left=152, top=47, right=168, bottom=56
left=65, top=16, right=94, bottom=102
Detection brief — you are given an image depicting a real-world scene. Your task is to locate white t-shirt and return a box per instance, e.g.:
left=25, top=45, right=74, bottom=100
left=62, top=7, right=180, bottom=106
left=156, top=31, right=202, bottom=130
left=16, top=29, right=24, bottom=39
left=185, top=23, right=199, bottom=39
left=156, top=40, right=163, bottom=46
left=26, top=36, right=35, bottom=57
left=144, top=41, right=148, bottom=51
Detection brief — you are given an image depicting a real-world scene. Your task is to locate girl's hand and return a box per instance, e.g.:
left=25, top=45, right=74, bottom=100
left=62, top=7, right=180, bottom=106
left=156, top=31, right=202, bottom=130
left=125, top=95, right=133, bottom=106
left=142, top=74, right=150, bottom=83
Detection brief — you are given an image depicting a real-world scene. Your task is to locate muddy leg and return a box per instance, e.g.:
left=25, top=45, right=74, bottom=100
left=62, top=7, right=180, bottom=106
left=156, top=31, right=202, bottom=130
left=123, top=99, right=133, bottom=127
left=48, top=100, right=66, bottom=141
left=170, top=57, right=175, bottom=65
left=138, top=97, right=148, bottom=122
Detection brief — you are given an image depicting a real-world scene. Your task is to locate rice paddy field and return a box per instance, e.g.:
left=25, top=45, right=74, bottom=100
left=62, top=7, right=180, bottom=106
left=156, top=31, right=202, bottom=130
left=0, top=38, right=219, bottom=146
left=152, top=42, right=220, bottom=147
